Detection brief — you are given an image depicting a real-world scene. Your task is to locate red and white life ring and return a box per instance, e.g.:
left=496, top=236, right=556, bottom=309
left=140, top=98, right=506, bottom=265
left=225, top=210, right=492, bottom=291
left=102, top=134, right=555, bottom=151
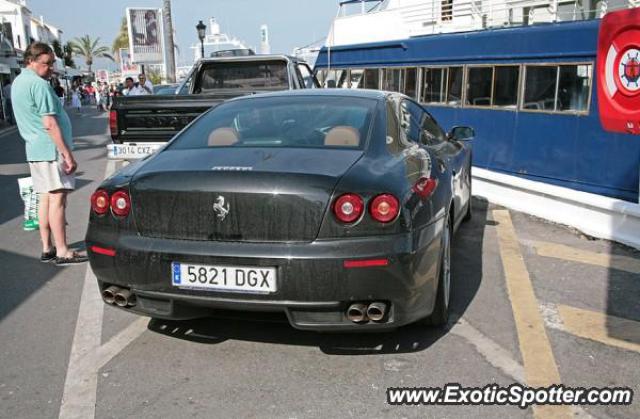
left=597, top=8, right=640, bottom=135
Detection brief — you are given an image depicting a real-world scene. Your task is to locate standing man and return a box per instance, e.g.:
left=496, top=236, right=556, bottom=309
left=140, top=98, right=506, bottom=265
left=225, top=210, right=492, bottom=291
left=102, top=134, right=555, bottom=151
left=137, top=73, right=154, bottom=95
left=12, top=42, right=87, bottom=265
left=122, top=77, right=136, bottom=96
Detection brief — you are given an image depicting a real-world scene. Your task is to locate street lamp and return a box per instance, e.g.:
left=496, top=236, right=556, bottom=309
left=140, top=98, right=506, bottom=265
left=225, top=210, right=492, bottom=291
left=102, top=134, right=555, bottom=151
left=196, top=20, right=206, bottom=59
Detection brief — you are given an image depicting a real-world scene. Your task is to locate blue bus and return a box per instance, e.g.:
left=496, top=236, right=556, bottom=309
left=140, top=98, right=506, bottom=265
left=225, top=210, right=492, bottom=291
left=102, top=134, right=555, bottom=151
left=314, top=18, right=640, bottom=202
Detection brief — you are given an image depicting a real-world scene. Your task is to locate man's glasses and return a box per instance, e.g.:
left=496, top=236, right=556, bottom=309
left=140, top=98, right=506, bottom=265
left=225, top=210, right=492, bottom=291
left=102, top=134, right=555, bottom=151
left=36, top=59, right=54, bottom=67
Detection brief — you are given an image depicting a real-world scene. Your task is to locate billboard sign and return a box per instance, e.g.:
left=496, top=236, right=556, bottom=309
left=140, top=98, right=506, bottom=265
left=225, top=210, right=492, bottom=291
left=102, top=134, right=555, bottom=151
left=95, top=69, right=109, bottom=83
left=119, top=48, right=140, bottom=76
left=126, top=7, right=163, bottom=64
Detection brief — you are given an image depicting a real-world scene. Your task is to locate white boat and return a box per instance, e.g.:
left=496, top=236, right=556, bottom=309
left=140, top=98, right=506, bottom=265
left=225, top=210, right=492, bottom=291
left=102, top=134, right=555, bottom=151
left=189, top=17, right=250, bottom=63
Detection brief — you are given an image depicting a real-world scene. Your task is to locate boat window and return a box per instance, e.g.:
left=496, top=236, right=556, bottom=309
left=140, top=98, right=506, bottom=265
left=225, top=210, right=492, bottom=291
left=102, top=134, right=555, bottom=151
left=447, top=67, right=463, bottom=106
left=557, top=64, right=591, bottom=112
left=350, top=69, right=365, bottom=88
left=523, top=66, right=557, bottom=111
left=383, top=68, right=402, bottom=92
left=363, top=68, right=380, bottom=89
left=315, top=69, right=328, bottom=87
left=322, top=69, right=349, bottom=88
left=442, top=0, right=453, bottom=21
left=422, top=67, right=447, bottom=103
left=296, top=64, right=318, bottom=89
left=466, top=67, right=493, bottom=107
left=403, top=68, right=418, bottom=98
left=493, top=66, right=520, bottom=108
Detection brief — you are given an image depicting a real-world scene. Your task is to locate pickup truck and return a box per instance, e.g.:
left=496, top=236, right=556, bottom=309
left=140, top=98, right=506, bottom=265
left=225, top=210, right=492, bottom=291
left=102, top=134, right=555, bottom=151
left=108, top=55, right=318, bottom=147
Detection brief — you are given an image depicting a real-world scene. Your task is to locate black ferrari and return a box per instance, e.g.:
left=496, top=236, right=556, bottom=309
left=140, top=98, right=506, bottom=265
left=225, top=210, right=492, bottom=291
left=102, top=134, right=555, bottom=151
left=87, top=89, right=473, bottom=331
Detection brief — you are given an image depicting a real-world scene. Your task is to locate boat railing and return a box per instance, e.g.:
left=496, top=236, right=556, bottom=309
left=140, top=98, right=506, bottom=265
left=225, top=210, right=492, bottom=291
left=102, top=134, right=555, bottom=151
left=334, top=0, right=638, bottom=39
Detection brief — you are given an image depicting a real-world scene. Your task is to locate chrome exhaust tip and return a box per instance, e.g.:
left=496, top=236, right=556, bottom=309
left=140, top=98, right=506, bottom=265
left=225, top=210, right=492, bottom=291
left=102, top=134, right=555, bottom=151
left=114, top=289, right=135, bottom=307
left=102, top=286, right=120, bottom=304
left=347, top=303, right=368, bottom=323
left=366, top=302, right=387, bottom=322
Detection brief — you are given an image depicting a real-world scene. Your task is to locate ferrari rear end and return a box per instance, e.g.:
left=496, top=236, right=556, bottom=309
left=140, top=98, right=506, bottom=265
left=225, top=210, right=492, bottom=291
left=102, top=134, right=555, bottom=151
left=86, top=91, right=447, bottom=331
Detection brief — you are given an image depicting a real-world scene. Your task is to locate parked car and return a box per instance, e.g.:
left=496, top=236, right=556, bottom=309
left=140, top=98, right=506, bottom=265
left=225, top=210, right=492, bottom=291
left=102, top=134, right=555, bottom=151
left=87, top=89, right=473, bottom=331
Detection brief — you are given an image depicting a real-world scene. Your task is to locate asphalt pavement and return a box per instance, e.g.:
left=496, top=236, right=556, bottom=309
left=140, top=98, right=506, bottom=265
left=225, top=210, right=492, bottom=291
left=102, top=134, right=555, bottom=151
left=0, top=109, right=639, bottom=419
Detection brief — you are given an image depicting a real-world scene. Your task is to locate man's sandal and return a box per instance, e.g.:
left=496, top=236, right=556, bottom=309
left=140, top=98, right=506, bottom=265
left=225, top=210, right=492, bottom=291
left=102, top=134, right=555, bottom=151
left=55, top=252, right=88, bottom=266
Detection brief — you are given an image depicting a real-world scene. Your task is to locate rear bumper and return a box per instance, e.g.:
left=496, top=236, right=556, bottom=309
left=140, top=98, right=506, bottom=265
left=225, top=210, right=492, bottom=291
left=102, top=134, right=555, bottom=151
left=87, top=224, right=443, bottom=331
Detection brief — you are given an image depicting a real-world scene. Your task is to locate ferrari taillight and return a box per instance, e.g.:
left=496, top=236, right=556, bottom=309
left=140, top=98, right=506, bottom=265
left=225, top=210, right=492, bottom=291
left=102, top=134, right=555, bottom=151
left=110, top=190, right=131, bottom=217
left=413, top=177, right=438, bottom=198
left=91, top=189, right=110, bottom=215
left=333, top=193, right=364, bottom=223
left=109, top=111, right=118, bottom=140
left=369, top=194, right=399, bottom=223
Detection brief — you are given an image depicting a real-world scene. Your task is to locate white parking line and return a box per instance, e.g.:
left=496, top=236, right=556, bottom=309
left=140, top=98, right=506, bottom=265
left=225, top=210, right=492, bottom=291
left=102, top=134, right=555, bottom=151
left=59, top=158, right=147, bottom=419
left=58, top=268, right=103, bottom=419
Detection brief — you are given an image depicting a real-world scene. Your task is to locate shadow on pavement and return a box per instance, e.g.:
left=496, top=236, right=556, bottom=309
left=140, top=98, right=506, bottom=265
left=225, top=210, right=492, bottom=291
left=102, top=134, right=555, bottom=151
left=0, top=249, right=61, bottom=322
left=146, top=197, right=489, bottom=355
left=606, top=242, right=640, bottom=342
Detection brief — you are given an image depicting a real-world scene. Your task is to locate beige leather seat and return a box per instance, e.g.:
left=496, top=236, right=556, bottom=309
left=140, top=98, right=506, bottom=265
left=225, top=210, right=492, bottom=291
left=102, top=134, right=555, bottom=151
left=324, top=126, right=360, bottom=147
left=208, top=127, right=239, bottom=146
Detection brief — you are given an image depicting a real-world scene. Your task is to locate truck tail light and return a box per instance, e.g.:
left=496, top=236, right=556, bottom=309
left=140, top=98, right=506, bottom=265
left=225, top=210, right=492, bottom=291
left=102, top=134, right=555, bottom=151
left=109, top=111, right=118, bottom=141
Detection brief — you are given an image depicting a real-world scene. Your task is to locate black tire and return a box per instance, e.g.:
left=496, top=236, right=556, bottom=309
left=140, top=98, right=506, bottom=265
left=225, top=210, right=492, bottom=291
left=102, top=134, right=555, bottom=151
left=424, top=215, right=452, bottom=327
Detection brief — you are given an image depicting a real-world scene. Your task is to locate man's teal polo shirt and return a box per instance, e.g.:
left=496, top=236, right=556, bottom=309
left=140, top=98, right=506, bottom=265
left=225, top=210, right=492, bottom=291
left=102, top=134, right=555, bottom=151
left=12, top=68, right=73, bottom=162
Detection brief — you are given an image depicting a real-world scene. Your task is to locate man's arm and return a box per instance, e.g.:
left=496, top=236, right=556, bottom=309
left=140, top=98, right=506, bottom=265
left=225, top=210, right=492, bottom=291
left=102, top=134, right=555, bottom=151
left=42, top=115, right=76, bottom=174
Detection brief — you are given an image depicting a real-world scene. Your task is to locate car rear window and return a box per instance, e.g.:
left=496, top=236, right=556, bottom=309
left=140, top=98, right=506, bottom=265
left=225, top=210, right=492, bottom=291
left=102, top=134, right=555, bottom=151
left=194, top=61, right=289, bottom=92
left=168, top=96, right=377, bottom=150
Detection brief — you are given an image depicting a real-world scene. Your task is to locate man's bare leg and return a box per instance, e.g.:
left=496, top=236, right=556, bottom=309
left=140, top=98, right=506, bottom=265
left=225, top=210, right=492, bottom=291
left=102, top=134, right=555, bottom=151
left=49, top=190, right=71, bottom=258
left=38, top=192, right=52, bottom=252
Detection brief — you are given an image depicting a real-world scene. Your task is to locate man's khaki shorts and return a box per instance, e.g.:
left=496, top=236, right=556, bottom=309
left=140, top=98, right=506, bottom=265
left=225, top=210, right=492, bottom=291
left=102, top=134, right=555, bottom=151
left=29, top=158, right=75, bottom=193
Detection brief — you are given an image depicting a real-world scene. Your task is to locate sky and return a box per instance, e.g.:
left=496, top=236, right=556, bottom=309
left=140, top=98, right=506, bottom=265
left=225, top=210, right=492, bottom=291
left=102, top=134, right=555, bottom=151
left=27, top=0, right=339, bottom=69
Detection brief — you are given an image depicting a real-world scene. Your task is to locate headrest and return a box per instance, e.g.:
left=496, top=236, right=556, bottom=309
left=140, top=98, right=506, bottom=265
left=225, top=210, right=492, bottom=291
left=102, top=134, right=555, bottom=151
left=324, top=126, right=360, bottom=147
left=208, top=127, right=239, bottom=146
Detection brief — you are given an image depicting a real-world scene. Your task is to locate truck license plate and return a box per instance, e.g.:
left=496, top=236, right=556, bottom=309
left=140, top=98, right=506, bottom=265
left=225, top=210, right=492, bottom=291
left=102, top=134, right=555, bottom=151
left=107, top=143, right=164, bottom=160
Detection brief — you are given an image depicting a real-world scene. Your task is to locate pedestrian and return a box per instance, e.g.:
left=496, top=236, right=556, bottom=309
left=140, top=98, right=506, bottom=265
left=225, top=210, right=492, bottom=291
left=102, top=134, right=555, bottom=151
left=11, top=42, right=87, bottom=265
left=137, top=73, right=154, bottom=94
left=71, top=86, right=81, bottom=113
left=53, top=80, right=65, bottom=107
left=2, top=79, right=14, bottom=124
left=123, top=77, right=138, bottom=96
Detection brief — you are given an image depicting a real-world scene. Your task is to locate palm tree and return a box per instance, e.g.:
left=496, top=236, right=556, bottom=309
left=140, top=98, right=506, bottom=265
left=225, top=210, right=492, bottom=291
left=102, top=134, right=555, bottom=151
left=70, top=35, right=114, bottom=73
left=112, top=17, right=129, bottom=62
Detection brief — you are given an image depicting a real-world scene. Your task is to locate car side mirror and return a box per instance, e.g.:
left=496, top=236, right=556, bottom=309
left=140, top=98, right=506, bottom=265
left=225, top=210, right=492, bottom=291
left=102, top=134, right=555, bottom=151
left=448, top=126, right=475, bottom=142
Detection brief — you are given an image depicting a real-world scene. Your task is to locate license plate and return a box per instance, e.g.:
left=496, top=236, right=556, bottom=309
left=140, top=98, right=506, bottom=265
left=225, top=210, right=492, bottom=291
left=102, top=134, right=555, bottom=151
left=171, top=262, right=277, bottom=294
left=107, top=142, right=164, bottom=160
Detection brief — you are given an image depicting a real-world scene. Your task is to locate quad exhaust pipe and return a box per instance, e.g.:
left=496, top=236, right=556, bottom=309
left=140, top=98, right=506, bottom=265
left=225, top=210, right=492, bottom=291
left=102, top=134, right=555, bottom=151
left=102, top=285, right=119, bottom=304
left=102, top=285, right=136, bottom=307
left=346, top=302, right=388, bottom=323
left=347, top=303, right=368, bottom=323
left=366, top=302, right=387, bottom=322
